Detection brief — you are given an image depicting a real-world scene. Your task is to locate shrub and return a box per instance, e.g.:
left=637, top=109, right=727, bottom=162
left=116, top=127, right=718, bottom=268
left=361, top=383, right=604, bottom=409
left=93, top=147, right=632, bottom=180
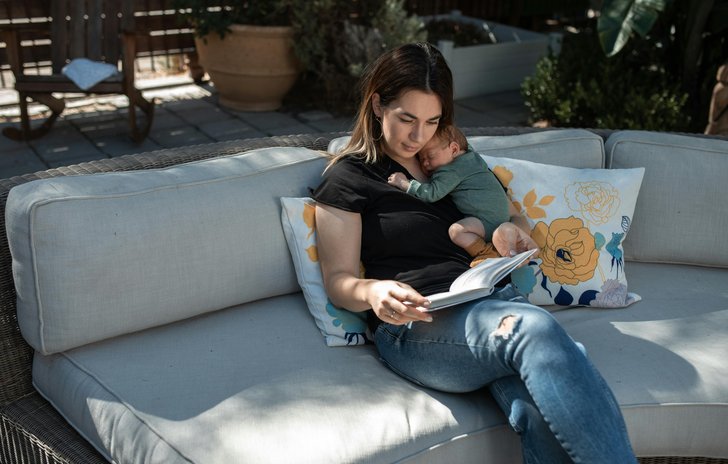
left=522, top=27, right=690, bottom=131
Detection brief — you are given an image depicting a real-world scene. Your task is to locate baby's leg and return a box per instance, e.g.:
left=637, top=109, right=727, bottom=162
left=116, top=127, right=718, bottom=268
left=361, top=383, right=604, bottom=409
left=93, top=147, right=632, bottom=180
left=449, top=217, right=486, bottom=248
left=450, top=218, right=500, bottom=267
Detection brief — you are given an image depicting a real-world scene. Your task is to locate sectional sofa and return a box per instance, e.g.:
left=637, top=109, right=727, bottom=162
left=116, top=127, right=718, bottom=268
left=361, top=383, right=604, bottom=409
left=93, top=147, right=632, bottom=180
left=0, top=128, right=726, bottom=463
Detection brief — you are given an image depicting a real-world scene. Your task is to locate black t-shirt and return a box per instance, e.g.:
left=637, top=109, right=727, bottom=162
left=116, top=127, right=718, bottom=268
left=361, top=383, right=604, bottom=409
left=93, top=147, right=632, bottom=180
left=312, top=155, right=471, bottom=296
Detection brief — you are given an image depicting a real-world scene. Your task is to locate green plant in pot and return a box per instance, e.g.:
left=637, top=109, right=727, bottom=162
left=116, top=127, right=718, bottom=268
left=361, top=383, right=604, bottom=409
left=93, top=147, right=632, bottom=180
left=288, top=0, right=426, bottom=114
left=173, top=0, right=301, bottom=111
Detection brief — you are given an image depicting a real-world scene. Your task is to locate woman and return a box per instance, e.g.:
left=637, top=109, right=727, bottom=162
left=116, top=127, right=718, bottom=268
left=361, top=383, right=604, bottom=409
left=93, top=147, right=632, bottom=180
left=313, top=42, right=637, bottom=463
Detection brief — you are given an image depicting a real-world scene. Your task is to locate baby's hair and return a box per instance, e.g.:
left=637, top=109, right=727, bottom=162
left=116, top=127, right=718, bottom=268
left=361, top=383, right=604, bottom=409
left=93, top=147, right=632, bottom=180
left=434, top=124, right=468, bottom=151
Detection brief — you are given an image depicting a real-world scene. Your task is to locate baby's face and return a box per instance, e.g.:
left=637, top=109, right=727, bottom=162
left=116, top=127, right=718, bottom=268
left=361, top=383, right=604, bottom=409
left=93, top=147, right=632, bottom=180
left=418, top=139, right=455, bottom=176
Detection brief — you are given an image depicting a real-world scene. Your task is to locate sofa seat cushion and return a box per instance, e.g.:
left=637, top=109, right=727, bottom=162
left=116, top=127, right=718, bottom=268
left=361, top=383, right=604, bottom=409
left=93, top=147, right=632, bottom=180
left=553, top=262, right=728, bottom=458
left=33, top=293, right=522, bottom=464
left=32, top=264, right=728, bottom=461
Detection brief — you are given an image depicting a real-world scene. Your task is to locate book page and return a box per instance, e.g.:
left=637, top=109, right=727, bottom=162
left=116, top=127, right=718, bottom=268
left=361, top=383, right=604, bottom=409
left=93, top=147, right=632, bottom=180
left=450, top=248, right=537, bottom=293
left=425, top=248, right=537, bottom=311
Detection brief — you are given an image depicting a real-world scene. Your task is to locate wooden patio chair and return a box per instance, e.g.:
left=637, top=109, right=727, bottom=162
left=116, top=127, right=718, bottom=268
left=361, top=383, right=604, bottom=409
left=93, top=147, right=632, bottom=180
left=1, top=0, right=154, bottom=142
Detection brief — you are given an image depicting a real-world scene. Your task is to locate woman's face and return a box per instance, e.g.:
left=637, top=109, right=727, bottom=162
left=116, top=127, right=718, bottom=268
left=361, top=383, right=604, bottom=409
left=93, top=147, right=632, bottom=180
left=373, top=89, right=442, bottom=167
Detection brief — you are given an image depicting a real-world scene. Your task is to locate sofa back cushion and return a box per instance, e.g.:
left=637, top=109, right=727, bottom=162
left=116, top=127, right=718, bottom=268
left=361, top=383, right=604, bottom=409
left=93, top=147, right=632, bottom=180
left=6, top=147, right=328, bottom=354
left=606, top=131, right=728, bottom=267
left=328, top=129, right=606, bottom=169
left=468, top=129, right=605, bottom=168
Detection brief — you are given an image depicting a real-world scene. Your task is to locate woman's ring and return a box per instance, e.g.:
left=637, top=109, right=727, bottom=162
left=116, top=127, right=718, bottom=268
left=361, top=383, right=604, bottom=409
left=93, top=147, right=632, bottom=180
left=390, top=309, right=397, bottom=318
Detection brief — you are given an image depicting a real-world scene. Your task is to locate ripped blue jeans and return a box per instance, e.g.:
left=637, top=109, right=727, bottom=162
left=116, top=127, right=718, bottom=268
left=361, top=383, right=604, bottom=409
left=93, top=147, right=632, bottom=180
left=374, top=285, right=637, bottom=464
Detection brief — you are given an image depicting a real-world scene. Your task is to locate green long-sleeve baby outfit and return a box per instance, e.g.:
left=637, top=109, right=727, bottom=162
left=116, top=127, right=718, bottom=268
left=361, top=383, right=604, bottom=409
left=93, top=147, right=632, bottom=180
left=406, top=149, right=510, bottom=240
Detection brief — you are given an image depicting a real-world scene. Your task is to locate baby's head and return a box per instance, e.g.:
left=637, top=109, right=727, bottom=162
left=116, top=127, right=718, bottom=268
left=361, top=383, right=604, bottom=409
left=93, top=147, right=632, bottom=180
left=418, top=125, right=468, bottom=175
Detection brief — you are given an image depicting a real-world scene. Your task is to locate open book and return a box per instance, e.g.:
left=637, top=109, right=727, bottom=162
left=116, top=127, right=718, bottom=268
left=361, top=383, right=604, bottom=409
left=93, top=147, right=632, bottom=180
left=425, top=248, right=538, bottom=311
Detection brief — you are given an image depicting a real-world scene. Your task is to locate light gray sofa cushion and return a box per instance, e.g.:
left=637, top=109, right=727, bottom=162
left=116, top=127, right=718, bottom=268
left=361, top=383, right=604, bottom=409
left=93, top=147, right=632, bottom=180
left=6, top=147, right=328, bottom=354
left=328, top=129, right=605, bottom=169
left=553, top=261, right=728, bottom=457
left=33, top=262, right=728, bottom=462
left=606, top=131, right=728, bottom=267
left=468, top=129, right=605, bottom=168
left=33, top=294, right=522, bottom=464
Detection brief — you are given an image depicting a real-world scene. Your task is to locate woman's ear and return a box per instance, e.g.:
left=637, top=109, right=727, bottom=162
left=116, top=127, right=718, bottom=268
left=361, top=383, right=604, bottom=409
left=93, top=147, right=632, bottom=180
left=371, top=93, right=382, bottom=117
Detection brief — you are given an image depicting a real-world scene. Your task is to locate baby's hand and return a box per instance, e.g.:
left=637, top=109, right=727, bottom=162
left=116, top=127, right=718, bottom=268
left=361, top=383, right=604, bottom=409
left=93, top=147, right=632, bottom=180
left=388, top=172, right=410, bottom=191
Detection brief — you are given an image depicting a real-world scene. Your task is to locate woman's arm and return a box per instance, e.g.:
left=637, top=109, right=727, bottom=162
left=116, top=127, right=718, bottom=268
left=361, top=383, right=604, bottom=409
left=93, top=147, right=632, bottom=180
left=315, top=203, right=432, bottom=324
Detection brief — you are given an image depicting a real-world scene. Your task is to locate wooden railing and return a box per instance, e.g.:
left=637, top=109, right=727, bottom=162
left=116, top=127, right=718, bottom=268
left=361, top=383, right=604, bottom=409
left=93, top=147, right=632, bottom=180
left=0, top=0, right=196, bottom=88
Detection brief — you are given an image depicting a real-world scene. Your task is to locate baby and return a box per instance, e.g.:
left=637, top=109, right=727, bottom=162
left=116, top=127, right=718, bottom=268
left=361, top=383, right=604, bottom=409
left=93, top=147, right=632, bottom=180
left=388, top=125, right=511, bottom=266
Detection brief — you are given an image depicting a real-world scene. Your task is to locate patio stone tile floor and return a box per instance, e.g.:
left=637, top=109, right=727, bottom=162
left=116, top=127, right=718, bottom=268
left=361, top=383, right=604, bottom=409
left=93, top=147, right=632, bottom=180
left=0, top=74, right=530, bottom=180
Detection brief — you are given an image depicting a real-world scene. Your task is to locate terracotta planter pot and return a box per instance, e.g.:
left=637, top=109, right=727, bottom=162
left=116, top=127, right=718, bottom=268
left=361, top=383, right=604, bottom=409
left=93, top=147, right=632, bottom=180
left=195, top=24, right=300, bottom=111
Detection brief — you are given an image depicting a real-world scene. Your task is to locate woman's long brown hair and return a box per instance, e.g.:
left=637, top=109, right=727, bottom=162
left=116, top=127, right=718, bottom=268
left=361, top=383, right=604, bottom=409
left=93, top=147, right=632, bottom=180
left=326, top=42, right=454, bottom=168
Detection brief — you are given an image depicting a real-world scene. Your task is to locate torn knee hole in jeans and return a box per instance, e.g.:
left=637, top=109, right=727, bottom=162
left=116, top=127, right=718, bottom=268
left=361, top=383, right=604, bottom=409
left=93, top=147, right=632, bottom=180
left=491, top=315, right=521, bottom=340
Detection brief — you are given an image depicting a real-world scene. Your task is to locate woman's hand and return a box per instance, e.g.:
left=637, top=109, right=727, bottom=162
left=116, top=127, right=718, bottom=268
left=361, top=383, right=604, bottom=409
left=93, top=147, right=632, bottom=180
left=368, top=280, right=433, bottom=325
left=492, top=222, right=539, bottom=258
left=316, top=203, right=432, bottom=325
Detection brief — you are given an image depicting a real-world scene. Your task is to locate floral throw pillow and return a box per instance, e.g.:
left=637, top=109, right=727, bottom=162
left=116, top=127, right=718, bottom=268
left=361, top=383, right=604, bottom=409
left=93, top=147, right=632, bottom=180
left=280, top=197, right=372, bottom=346
left=480, top=155, right=645, bottom=308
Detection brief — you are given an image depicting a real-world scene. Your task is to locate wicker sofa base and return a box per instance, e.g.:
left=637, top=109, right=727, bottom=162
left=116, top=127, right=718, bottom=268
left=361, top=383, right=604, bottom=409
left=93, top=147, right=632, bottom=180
left=1, top=393, right=106, bottom=464
left=2, top=392, right=727, bottom=464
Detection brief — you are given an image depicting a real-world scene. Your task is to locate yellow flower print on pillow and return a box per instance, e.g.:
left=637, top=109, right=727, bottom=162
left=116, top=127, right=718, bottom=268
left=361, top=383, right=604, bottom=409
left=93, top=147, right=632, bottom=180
left=532, top=216, right=600, bottom=286
left=303, top=201, right=316, bottom=238
left=492, top=165, right=513, bottom=194
left=301, top=200, right=365, bottom=275
left=280, top=197, right=372, bottom=346
left=302, top=202, right=318, bottom=261
left=521, top=189, right=555, bottom=220
left=565, top=181, right=620, bottom=225
left=492, top=165, right=554, bottom=220
left=479, top=153, right=644, bottom=308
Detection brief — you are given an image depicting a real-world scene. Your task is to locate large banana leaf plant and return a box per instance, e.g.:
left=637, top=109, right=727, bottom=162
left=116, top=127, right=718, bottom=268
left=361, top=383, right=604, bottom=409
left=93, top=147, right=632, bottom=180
left=597, top=0, right=727, bottom=118
left=597, top=0, right=669, bottom=57
left=598, top=0, right=726, bottom=74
